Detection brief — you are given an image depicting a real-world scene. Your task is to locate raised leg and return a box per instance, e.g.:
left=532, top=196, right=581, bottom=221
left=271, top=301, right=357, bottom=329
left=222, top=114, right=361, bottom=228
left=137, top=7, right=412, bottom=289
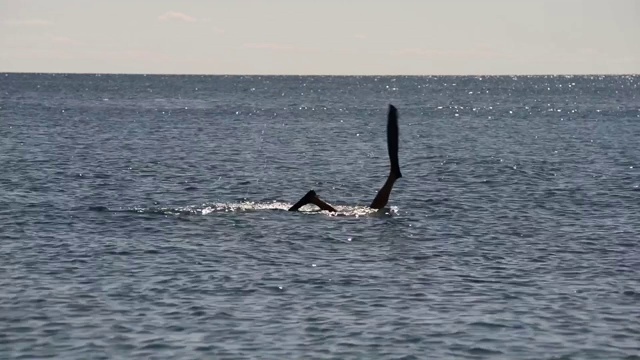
left=369, top=104, right=402, bottom=209
left=369, top=172, right=400, bottom=209
left=288, top=190, right=338, bottom=212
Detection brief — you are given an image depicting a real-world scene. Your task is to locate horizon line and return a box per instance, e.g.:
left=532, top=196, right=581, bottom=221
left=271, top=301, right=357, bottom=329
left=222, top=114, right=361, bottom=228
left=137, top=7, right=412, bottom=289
left=2, top=71, right=639, bottom=77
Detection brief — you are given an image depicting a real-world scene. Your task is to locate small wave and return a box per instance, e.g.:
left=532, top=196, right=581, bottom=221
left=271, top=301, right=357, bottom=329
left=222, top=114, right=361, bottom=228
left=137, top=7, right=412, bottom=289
left=88, top=202, right=397, bottom=217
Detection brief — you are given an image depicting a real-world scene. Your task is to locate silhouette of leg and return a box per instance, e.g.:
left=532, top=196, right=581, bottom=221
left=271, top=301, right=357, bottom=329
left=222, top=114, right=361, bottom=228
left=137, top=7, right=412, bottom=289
left=369, top=173, right=400, bottom=209
left=289, top=190, right=338, bottom=212
left=369, top=105, right=402, bottom=209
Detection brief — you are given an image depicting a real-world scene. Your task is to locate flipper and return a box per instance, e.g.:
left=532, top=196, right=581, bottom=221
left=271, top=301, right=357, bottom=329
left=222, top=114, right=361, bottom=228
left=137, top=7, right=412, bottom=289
left=387, top=105, right=402, bottom=178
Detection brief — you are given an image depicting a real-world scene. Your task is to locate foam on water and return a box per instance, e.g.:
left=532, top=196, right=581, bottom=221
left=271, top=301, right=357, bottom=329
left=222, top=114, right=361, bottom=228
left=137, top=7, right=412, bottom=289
left=90, top=202, right=397, bottom=217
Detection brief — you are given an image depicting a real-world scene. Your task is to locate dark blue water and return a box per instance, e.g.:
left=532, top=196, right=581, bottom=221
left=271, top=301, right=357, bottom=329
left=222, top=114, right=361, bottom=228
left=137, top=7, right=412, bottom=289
left=1, top=73, right=639, bottom=359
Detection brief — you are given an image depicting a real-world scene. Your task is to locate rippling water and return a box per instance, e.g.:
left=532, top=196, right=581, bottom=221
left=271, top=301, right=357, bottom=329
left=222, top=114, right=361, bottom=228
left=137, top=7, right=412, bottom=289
left=1, top=73, right=639, bottom=359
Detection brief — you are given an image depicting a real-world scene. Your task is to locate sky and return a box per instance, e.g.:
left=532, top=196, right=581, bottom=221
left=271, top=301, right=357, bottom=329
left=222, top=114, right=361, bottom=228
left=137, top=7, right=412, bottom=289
left=1, top=0, right=638, bottom=75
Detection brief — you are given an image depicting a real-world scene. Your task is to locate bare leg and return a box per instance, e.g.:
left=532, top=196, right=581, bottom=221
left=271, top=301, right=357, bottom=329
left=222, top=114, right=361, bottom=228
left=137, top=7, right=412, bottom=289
left=289, top=190, right=338, bottom=212
left=369, top=173, right=400, bottom=209
left=369, top=105, right=402, bottom=209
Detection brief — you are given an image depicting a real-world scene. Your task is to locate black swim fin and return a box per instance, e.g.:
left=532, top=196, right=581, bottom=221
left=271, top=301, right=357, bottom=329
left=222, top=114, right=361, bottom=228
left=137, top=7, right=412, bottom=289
left=387, top=105, right=402, bottom=178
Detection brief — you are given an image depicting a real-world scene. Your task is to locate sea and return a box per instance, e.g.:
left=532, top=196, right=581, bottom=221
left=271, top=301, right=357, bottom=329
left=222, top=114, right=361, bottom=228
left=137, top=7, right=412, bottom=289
left=1, top=73, right=639, bottom=359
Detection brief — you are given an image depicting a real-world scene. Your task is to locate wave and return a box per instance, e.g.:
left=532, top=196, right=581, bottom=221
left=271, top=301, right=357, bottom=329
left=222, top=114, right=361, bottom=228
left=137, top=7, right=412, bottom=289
left=88, top=202, right=397, bottom=217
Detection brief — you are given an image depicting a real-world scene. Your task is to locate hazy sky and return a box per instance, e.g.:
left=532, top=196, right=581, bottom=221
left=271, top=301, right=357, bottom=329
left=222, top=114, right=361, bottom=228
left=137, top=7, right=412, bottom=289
left=1, top=0, right=638, bottom=75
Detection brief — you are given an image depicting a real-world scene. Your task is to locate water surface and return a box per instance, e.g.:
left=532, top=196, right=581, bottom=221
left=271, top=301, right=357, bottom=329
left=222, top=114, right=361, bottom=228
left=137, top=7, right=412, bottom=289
left=1, top=74, right=639, bottom=359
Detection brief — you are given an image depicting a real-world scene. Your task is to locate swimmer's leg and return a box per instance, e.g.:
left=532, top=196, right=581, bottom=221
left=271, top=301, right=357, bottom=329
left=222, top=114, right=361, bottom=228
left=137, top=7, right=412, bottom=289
left=369, top=173, right=400, bottom=210
left=369, top=105, right=402, bottom=210
left=288, top=190, right=338, bottom=212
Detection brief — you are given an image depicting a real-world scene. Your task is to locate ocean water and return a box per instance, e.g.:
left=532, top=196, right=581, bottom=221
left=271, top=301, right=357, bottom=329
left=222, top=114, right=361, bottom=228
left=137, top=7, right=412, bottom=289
left=1, top=73, right=639, bottom=359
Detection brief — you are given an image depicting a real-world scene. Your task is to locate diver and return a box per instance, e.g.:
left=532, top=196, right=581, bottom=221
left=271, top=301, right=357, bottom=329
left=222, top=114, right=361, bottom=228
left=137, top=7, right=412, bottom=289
left=288, top=104, right=402, bottom=212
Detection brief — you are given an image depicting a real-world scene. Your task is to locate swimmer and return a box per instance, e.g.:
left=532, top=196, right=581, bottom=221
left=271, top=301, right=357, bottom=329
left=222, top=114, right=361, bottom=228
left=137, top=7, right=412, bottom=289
left=288, top=104, right=402, bottom=212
